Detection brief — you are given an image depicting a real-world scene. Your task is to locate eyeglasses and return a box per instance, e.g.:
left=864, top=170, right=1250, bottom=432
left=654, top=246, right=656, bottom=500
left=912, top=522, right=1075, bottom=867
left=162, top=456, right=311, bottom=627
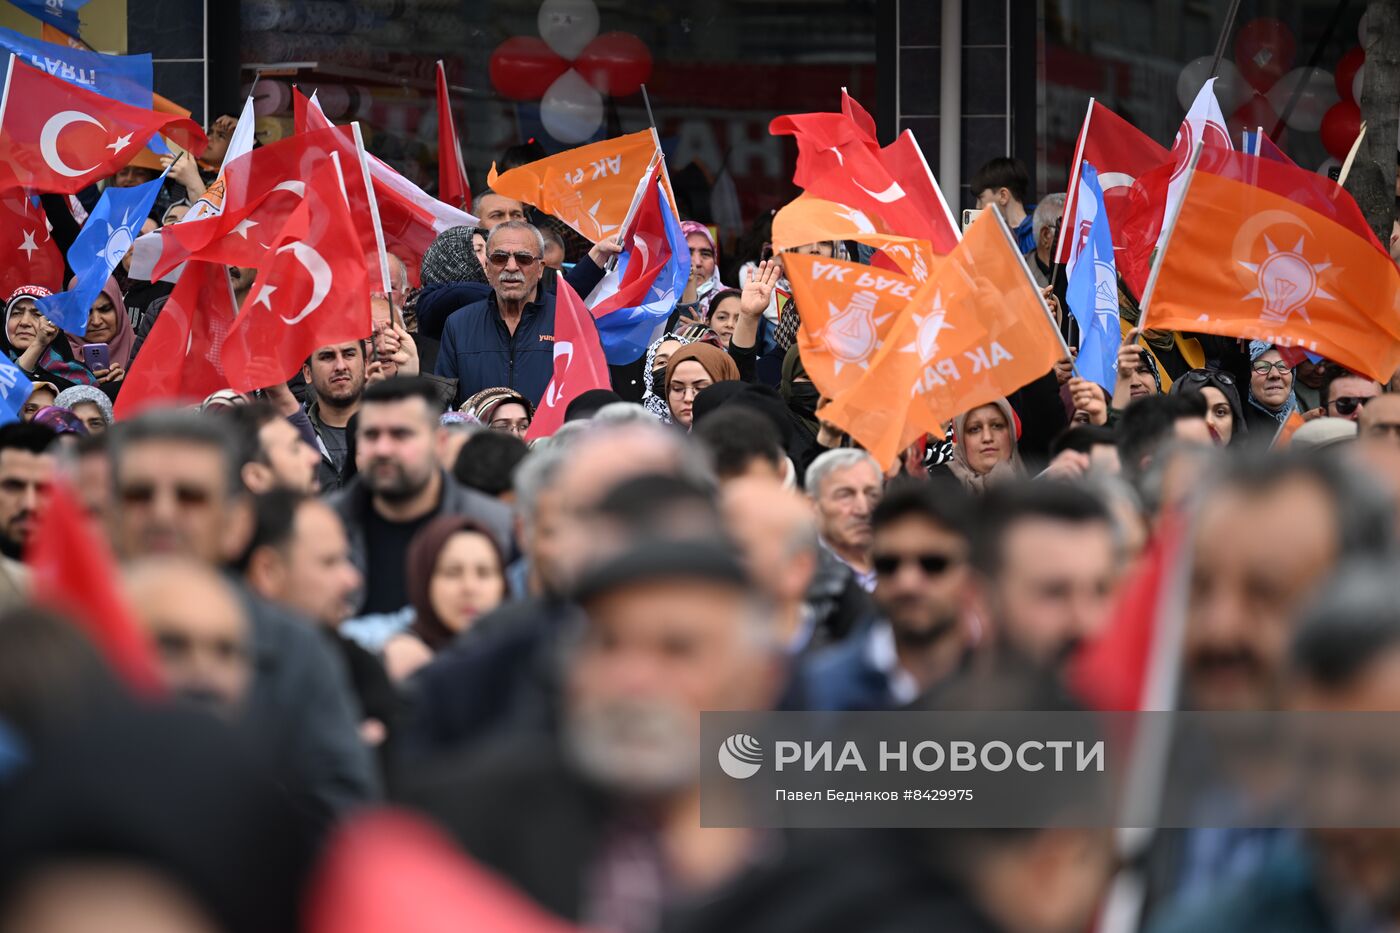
left=1179, top=369, right=1235, bottom=387
left=487, top=250, right=540, bottom=269
left=1331, top=396, right=1374, bottom=416
left=872, top=552, right=960, bottom=577
left=668, top=382, right=711, bottom=399
left=1251, top=360, right=1293, bottom=376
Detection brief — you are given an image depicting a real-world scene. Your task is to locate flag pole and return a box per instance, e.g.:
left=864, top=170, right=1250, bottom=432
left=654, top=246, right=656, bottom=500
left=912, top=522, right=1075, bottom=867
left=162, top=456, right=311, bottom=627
left=351, top=122, right=395, bottom=315
left=1207, top=0, right=1244, bottom=79
left=1054, top=97, right=1094, bottom=266
left=1137, top=141, right=1203, bottom=333
left=990, top=204, right=1073, bottom=362
left=902, top=128, right=963, bottom=243
left=0, top=55, right=16, bottom=139
left=640, top=84, right=658, bottom=134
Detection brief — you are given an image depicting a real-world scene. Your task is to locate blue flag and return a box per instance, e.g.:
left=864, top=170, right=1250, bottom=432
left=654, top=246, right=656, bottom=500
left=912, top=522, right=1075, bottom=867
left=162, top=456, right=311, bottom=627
left=0, top=354, right=34, bottom=426
left=3, top=0, right=91, bottom=39
left=0, top=27, right=151, bottom=108
left=37, top=169, right=166, bottom=336
left=1064, top=162, right=1121, bottom=393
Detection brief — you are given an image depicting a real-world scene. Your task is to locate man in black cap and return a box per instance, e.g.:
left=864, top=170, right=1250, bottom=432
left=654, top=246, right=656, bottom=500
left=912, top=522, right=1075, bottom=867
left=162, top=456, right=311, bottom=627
left=400, top=538, right=784, bottom=931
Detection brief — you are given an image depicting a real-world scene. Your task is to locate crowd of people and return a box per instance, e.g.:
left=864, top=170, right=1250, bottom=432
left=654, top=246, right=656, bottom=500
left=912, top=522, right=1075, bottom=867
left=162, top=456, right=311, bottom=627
left=2, top=102, right=1400, bottom=933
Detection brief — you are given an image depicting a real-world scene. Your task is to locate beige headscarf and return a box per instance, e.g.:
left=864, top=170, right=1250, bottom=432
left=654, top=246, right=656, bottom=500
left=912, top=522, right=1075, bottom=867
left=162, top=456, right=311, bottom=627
left=948, top=398, right=1024, bottom=493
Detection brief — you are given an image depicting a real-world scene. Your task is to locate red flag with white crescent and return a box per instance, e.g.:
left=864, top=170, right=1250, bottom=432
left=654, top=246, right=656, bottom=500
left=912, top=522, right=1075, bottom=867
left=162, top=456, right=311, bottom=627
left=0, top=55, right=206, bottom=194
left=526, top=281, right=611, bottom=441
left=220, top=172, right=371, bottom=392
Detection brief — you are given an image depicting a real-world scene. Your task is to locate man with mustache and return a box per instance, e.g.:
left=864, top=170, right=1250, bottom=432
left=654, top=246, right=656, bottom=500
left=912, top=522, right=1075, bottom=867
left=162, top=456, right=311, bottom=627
left=435, top=220, right=619, bottom=408
left=970, top=482, right=1121, bottom=675
left=0, top=424, right=56, bottom=590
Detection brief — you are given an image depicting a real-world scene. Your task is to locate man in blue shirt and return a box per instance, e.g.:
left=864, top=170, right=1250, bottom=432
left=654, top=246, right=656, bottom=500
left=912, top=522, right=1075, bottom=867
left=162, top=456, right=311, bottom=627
left=970, top=156, right=1036, bottom=255
left=434, top=221, right=618, bottom=407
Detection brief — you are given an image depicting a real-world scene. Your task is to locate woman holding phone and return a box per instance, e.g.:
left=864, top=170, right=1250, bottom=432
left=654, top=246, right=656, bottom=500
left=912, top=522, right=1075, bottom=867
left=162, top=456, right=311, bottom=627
left=2, top=286, right=101, bottom=391
left=66, top=278, right=134, bottom=387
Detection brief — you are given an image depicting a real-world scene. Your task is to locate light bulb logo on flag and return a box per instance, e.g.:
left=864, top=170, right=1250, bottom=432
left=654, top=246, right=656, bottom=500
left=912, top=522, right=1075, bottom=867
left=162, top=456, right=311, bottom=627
left=1240, top=234, right=1334, bottom=326
left=814, top=290, right=888, bottom=371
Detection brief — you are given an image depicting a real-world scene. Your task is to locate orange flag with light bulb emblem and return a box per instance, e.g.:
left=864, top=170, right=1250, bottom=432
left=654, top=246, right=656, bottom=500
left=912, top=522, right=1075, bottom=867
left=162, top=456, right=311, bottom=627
left=1143, top=148, right=1400, bottom=383
left=819, top=209, right=1067, bottom=467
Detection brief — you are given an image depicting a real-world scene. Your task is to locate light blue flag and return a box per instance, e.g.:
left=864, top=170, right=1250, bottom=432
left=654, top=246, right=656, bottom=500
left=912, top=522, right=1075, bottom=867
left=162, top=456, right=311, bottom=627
left=0, top=353, right=34, bottom=426
left=1064, top=162, right=1120, bottom=393
left=36, top=168, right=167, bottom=336
left=3, top=0, right=91, bottom=39
left=0, top=27, right=151, bottom=108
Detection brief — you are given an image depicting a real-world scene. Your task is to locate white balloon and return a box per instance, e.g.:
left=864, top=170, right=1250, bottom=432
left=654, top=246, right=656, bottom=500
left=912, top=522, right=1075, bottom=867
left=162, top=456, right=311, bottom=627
left=1352, top=65, right=1364, bottom=105
left=1177, top=57, right=1251, bottom=113
left=540, top=69, right=603, bottom=143
left=537, top=0, right=599, bottom=61
left=1266, top=67, right=1339, bottom=132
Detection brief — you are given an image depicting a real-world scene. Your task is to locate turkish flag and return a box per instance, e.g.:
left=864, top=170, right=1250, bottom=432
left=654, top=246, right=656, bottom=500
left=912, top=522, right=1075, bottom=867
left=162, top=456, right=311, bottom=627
left=307, top=809, right=582, bottom=933
left=1055, top=101, right=1171, bottom=271
left=0, top=56, right=206, bottom=194
left=113, top=260, right=239, bottom=419
left=220, top=173, right=372, bottom=392
left=772, top=193, right=938, bottom=286
left=0, top=191, right=63, bottom=295
left=436, top=61, right=471, bottom=209
left=25, top=479, right=165, bottom=697
left=770, top=105, right=955, bottom=255
left=151, top=125, right=360, bottom=280
left=526, top=281, right=611, bottom=441
left=296, top=90, right=476, bottom=288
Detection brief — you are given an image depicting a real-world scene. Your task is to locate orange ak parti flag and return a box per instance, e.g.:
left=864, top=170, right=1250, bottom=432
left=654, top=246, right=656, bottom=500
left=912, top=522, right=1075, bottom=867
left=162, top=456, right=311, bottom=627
left=486, top=129, right=672, bottom=242
left=819, top=209, right=1066, bottom=468
left=785, top=251, right=920, bottom=400
left=773, top=194, right=937, bottom=286
left=1142, top=147, right=1400, bottom=383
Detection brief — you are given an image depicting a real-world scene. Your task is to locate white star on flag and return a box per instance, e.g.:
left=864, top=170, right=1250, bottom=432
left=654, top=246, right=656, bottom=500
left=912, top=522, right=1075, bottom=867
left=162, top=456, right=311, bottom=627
left=106, top=132, right=134, bottom=154
left=232, top=218, right=259, bottom=239
left=17, top=230, right=38, bottom=259
left=253, top=284, right=277, bottom=309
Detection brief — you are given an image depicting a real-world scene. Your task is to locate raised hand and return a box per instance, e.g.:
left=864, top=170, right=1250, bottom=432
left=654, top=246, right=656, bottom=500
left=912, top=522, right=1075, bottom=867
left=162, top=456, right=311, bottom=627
left=740, top=259, right=780, bottom=319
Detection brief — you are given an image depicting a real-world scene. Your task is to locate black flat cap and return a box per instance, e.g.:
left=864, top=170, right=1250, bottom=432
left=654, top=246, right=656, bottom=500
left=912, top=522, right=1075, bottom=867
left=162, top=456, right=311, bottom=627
left=571, top=538, right=751, bottom=605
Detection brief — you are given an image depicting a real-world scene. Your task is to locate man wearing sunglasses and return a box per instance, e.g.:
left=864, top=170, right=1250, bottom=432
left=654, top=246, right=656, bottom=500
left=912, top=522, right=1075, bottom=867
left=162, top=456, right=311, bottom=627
left=802, top=478, right=975, bottom=711
left=1318, top=366, right=1381, bottom=423
left=435, top=220, right=621, bottom=408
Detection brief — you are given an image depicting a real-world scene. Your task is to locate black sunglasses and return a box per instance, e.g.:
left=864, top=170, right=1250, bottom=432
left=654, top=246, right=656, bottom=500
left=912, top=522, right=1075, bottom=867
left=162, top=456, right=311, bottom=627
left=1332, top=396, right=1374, bottom=416
left=487, top=250, right=540, bottom=269
left=873, top=552, right=959, bottom=577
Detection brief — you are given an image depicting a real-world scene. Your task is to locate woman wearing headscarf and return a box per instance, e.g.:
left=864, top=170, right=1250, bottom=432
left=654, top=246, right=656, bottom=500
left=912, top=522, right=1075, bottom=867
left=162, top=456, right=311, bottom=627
left=664, top=343, right=741, bottom=429
left=641, top=331, right=698, bottom=423
left=382, top=516, right=508, bottom=682
left=460, top=386, right=534, bottom=440
left=54, top=385, right=114, bottom=435
left=1170, top=369, right=1247, bottom=445
left=674, top=221, right=728, bottom=325
left=1242, top=340, right=1299, bottom=433
left=412, top=225, right=492, bottom=341
left=944, top=399, right=1025, bottom=493
left=2, top=287, right=99, bottom=391
left=67, top=278, right=135, bottom=378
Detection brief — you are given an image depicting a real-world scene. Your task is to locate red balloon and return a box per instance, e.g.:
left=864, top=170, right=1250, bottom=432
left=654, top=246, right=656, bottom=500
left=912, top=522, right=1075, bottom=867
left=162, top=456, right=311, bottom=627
left=1319, top=101, right=1362, bottom=160
left=575, top=32, right=653, bottom=97
left=490, top=36, right=568, bottom=101
left=1336, top=45, right=1365, bottom=102
left=1229, top=92, right=1280, bottom=141
left=1234, top=17, right=1296, bottom=92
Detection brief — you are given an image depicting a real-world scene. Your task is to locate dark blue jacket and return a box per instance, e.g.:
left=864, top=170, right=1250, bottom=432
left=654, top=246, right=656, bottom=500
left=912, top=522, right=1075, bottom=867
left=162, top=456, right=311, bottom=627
left=416, top=282, right=491, bottom=341
left=798, top=624, right=901, bottom=712
left=434, top=259, right=607, bottom=407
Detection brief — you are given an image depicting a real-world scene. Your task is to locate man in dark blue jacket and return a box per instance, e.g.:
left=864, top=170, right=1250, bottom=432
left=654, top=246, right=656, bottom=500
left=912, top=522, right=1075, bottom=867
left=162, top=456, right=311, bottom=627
left=434, top=221, right=617, bottom=407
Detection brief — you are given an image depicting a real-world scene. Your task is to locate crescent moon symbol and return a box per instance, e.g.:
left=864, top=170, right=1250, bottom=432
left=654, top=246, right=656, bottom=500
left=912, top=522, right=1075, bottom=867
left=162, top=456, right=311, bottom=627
left=40, top=110, right=105, bottom=178
left=1097, top=172, right=1136, bottom=190
left=275, top=241, right=333, bottom=325
left=271, top=180, right=306, bottom=198
left=545, top=341, right=574, bottom=407
left=853, top=179, right=906, bottom=203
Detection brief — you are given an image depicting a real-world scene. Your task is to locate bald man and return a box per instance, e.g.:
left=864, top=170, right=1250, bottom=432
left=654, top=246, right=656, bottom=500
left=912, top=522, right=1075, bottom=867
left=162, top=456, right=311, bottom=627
left=722, top=477, right=820, bottom=652
left=125, top=556, right=252, bottom=717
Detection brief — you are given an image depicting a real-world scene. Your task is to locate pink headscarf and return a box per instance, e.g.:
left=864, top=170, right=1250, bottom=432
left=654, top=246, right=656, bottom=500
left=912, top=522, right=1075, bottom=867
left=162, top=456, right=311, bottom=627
left=66, top=277, right=136, bottom=370
left=679, top=221, right=726, bottom=316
